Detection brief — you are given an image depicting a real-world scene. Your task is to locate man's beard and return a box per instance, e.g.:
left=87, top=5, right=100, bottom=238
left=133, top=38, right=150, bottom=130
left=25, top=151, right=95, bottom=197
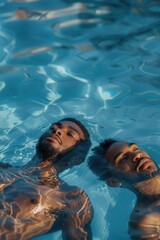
left=112, top=168, right=160, bottom=186
left=36, top=136, right=59, bottom=161
left=36, top=134, right=91, bottom=170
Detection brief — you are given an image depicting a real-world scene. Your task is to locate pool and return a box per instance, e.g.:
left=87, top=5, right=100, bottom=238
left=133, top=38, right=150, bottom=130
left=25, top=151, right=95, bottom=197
left=0, top=0, right=160, bottom=239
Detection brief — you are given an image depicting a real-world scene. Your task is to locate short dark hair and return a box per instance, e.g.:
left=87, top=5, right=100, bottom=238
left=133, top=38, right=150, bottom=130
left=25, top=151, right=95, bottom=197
left=60, top=117, right=90, bottom=139
left=98, top=139, right=118, bottom=155
left=88, top=139, right=118, bottom=181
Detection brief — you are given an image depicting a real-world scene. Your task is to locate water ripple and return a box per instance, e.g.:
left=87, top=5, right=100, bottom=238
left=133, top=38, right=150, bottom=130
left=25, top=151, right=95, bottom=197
left=141, top=36, right=160, bottom=53
left=97, top=83, right=130, bottom=101
left=0, top=29, right=15, bottom=64
left=0, top=81, right=5, bottom=91
left=0, top=1, right=160, bottom=239
left=11, top=0, right=39, bottom=2
left=54, top=18, right=101, bottom=29
left=13, top=2, right=109, bottom=22
left=140, top=58, right=160, bottom=77
left=138, top=91, right=160, bottom=102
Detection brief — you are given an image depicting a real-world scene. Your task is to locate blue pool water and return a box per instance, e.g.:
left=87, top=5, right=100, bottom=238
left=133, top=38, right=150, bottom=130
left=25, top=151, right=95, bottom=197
left=0, top=0, right=160, bottom=239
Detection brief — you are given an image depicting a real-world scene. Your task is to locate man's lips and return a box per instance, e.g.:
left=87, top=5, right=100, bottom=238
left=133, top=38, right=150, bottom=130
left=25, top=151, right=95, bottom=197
left=136, top=158, right=152, bottom=172
left=46, top=135, right=62, bottom=145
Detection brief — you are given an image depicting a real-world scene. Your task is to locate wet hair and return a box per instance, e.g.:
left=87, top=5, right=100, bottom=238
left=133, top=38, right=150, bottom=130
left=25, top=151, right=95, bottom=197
left=98, top=139, right=118, bottom=155
left=60, top=118, right=90, bottom=139
left=88, top=139, right=118, bottom=181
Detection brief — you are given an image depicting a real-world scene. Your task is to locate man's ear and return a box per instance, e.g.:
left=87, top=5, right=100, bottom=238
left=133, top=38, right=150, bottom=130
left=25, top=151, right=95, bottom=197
left=106, top=177, right=122, bottom=187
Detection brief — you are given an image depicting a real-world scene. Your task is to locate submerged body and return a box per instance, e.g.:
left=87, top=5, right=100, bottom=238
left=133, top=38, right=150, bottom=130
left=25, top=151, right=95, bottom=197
left=129, top=174, right=160, bottom=240
left=89, top=139, right=160, bottom=240
left=0, top=118, right=93, bottom=240
left=104, top=141, right=160, bottom=239
left=0, top=164, right=92, bottom=240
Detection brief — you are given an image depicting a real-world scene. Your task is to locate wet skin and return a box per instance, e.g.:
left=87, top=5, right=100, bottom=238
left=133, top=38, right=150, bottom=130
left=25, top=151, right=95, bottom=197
left=105, top=141, right=157, bottom=174
left=0, top=164, right=92, bottom=240
left=0, top=120, right=92, bottom=240
left=0, top=177, right=92, bottom=240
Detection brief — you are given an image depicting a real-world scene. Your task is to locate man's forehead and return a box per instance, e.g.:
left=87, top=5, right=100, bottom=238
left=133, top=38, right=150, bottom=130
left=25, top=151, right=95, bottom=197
left=105, top=141, right=136, bottom=159
left=60, top=120, right=80, bottom=129
left=106, top=141, right=126, bottom=153
left=108, top=141, right=136, bottom=150
left=60, top=120, right=85, bottom=139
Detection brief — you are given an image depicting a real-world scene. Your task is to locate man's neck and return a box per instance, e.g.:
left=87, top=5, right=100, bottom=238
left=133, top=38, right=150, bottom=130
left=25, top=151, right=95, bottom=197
left=24, top=154, right=69, bottom=174
left=29, top=154, right=66, bottom=174
left=133, top=174, right=160, bottom=199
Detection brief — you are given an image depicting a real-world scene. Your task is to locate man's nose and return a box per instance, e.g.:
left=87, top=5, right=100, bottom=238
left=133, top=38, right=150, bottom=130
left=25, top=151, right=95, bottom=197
left=54, top=128, right=64, bottom=136
left=132, top=152, right=142, bottom=162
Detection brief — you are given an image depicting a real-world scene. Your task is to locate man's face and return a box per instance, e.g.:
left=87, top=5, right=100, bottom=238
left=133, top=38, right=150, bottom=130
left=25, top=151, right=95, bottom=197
left=105, top=142, right=158, bottom=174
left=37, top=120, right=86, bottom=159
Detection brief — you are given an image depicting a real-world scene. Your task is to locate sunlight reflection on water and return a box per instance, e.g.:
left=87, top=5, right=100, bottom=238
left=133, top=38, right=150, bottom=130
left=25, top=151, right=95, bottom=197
left=0, top=0, right=160, bottom=239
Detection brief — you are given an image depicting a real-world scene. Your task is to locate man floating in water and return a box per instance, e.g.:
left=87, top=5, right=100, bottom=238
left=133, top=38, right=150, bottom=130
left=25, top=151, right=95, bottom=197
left=0, top=118, right=93, bottom=240
left=89, top=139, right=160, bottom=240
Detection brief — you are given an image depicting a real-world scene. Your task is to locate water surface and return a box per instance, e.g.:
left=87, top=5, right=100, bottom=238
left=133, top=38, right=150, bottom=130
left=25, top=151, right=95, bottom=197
left=0, top=0, right=160, bottom=239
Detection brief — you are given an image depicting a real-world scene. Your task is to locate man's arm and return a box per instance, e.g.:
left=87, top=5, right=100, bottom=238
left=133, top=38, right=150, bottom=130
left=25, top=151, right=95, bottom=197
left=62, top=188, right=93, bottom=240
left=62, top=214, right=92, bottom=240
